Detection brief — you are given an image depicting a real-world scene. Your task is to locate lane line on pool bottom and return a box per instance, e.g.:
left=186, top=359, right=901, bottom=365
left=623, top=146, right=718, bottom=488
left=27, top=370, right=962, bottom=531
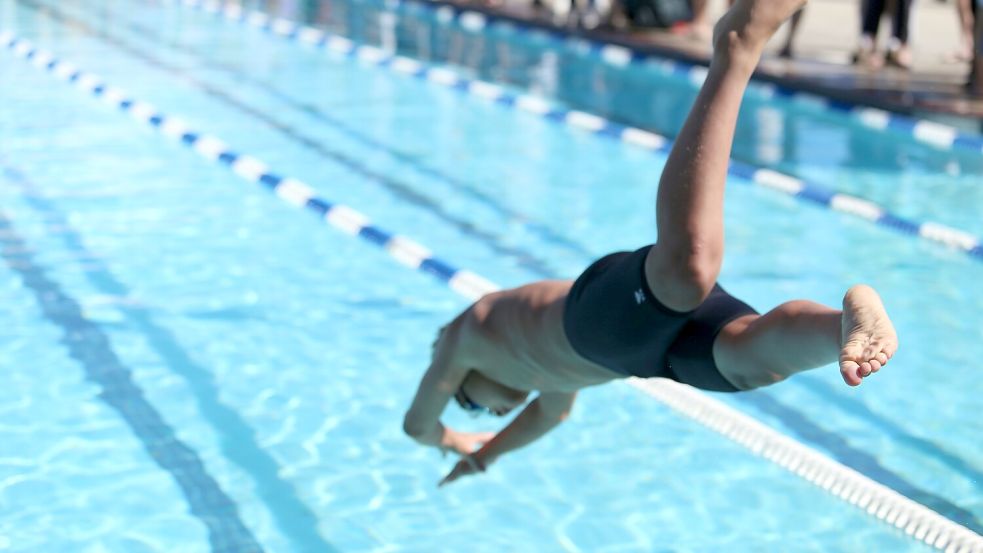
left=3, top=31, right=981, bottom=553
left=0, top=161, right=338, bottom=553
left=174, top=0, right=983, bottom=267
left=0, top=209, right=264, bottom=552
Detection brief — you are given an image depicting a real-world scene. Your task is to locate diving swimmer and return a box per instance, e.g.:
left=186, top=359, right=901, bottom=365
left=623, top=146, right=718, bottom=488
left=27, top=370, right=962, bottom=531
left=403, top=0, right=898, bottom=487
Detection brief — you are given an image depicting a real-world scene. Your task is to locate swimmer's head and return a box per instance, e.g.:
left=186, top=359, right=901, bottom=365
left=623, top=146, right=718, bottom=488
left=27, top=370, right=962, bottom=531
left=454, top=371, right=529, bottom=417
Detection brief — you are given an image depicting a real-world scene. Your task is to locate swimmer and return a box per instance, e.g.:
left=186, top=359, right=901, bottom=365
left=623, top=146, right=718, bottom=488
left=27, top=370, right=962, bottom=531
left=403, top=0, right=898, bottom=487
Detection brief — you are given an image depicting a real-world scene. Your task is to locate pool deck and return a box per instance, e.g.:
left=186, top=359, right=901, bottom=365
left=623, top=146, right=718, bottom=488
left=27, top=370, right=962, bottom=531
left=442, top=0, right=983, bottom=130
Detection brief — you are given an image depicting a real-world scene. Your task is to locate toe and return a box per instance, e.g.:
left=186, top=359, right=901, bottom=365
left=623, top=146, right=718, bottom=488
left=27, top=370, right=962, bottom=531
left=884, top=342, right=898, bottom=358
left=868, top=359, right=882, bottom=373
left=858, top=361, right=872, bottom=378
left=840, top=361, right=863, bottom=386
left=874, top=352, right=888, bottom=365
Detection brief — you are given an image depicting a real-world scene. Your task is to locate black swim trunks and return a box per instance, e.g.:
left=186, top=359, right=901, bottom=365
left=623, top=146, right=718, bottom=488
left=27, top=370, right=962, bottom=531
left=563, top=245, right=758, bottom=392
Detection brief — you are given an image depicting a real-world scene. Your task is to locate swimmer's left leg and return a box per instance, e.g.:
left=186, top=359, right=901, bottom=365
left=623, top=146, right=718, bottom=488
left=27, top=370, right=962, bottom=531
left=645, top=0, right=809, bottom=312
left=713, top=285, right=898, bottom=389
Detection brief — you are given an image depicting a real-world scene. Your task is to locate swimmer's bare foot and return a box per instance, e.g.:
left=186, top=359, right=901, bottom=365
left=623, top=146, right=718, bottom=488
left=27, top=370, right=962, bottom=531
left=712, top=0, right=808, bottom=62
left=839, top=284, right=898, bottom=386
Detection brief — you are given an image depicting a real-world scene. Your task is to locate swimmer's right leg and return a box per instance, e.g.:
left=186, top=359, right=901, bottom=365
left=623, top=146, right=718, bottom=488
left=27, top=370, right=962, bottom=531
left=645, top=0, right=808, bottom=312
left=713, top=285, right=899, bottom=389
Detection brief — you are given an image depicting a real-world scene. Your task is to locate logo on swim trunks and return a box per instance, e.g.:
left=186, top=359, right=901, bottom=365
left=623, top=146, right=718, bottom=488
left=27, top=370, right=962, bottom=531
left=634, top=288, right=645, bottom=304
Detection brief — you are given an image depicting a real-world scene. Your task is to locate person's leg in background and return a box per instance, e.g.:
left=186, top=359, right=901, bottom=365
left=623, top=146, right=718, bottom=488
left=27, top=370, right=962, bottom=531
left=856, top=0, right=887, bottom=68
left=971, top=0, right=983, bottom=96
left=951, top=0, right=976, bottom=62
left=885, top=0, right=913, bottom=68
left=779, top=7, right=805, bottom=58
left=685, top=0, right=735, bottom=41
left=686, top=0, right=713, bottom=39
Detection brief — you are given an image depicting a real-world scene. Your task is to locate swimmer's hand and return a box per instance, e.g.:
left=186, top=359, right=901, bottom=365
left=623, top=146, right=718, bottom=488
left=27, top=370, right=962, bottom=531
left=438, top=454, right=487, bottom=487
left=440, top=429, right=495, bottom=457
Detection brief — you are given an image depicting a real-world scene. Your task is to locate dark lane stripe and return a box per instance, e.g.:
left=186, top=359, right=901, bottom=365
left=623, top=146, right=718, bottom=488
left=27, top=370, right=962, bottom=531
left=1, top=164, right=338, bottom=553
left=0, top=208, right=263, bottom=553
left=734, top=390, right=983, bottom=534
left=795, top=376, right=983, bottom=493
left=114, top=15, right=593, bottom=259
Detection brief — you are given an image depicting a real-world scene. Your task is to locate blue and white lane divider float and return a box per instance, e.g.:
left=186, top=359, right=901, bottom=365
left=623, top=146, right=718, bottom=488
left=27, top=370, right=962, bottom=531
left=377, top=0, right=983, bottom=155
left=174, top=0, right=983, bottom=266
left=0, top=34, right=496, bottom=303
left=3, top=31, right=982, bottom=553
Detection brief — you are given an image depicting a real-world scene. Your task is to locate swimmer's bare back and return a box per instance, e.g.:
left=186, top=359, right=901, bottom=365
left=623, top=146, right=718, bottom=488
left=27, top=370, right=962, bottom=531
left=463, top=280, right=623, bottom=394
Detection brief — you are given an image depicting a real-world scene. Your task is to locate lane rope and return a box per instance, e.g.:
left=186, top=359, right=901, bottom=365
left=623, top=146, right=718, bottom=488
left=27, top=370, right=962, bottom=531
left=3, top=30, right=981, bottom=552
left=174, top=0, right=983, bottom=266
left=382, top=0, right=983, bottom=155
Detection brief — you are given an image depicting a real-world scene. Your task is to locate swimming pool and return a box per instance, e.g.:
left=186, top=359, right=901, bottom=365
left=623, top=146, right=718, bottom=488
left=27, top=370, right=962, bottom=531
left=1, top=0, right=981, bottom=551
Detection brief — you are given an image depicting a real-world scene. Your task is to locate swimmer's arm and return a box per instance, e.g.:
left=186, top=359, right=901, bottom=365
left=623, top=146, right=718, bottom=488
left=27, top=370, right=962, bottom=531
left=403, top=364, right=467, bottom=449
left=438, top=392, right=576, bottom=487
left=475, top=391, right=577, bottom=467
left=403, top=327, right=471, bottom=450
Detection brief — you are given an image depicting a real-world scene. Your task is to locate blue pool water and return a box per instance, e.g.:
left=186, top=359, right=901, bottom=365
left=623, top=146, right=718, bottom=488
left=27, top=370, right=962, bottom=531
left=0, top=0, right=981, bottom=551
